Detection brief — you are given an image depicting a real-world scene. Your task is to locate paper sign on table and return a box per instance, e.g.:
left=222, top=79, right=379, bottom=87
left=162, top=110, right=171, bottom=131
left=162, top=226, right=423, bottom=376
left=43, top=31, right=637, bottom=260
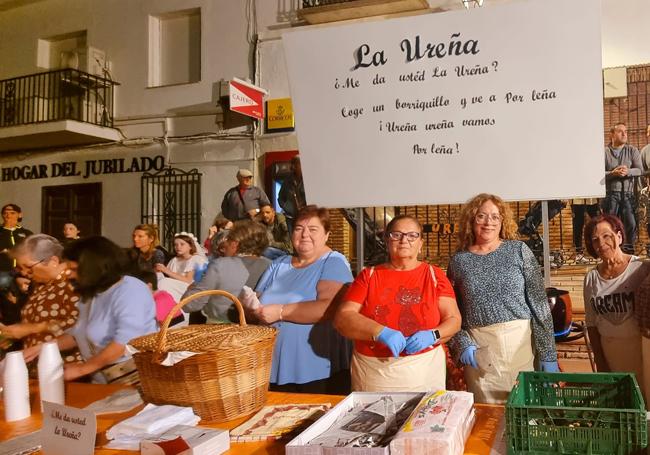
left=41, top=401, right=96, bottom=455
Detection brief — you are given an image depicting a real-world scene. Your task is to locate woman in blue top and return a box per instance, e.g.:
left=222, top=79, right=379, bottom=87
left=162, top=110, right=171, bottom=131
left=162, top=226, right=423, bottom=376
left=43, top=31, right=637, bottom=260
left=255, top=205, right=353, bottom=394
left=24, top=236, right=157, bottom=384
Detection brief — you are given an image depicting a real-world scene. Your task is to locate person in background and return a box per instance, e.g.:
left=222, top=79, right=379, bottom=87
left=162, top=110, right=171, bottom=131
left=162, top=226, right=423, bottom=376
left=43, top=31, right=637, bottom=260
left=128, top=224, right=166, bottom=273
left=0, top=273, right=30, bottom=353
left=633, top=251, right=650, bottom=408
left=204, top=216, right=233, bottom=253
left=136, top=270, right=184, bottom=328
left=637, top=176, right=650, bottom=256
left=447, top=193, right=558, bottom=404
left=583, top=214, right=649, bottom=400
left=62, top=221, right=81, bottom=243
left=335, top=214, right=461, bottom=392
left=155, top=232, right=207, bottom=303
left=257, top=204, right=292, bottom=260
left=220, top=169, right=271, bottom=221
left=0, top=234, right=81, bottom=363
left=23, top=236, right=157, bottom=384
left=278, top=155, right=306, bottom=233
left=254, top=205, right=353, bottom=394
left=0, top=203, right=33, bottom=273
left=571, top=199, right=600, bottom=264
left=639, top=125, right=650, bottom=171
left=603, top=123, right=643, bottom=254
left=182, top=221, right=270, bottom=324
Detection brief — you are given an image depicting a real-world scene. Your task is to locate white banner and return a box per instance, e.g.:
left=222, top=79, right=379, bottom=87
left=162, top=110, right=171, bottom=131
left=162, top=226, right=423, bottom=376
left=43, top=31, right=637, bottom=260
left=282, top=0, right=604, bottom=207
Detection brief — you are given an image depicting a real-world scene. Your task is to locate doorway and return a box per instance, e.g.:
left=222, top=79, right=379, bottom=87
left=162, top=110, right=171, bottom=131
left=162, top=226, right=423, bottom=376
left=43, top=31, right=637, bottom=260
left=42, top=182, right=102, bottom=241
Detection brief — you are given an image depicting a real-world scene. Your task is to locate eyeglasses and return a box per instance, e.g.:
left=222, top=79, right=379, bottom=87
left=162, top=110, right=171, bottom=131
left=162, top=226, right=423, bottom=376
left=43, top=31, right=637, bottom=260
left=475, top=213, right=503, bottom=224
left=387, top=231, right=421, bottom=242
left=21, top=258, right=45, bottom=271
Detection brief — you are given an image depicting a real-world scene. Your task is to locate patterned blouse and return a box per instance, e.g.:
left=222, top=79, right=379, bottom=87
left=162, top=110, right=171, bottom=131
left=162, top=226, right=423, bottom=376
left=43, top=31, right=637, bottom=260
left=21, top=268, right=81, bottom=363
left=446, top=240, right=557, bottom=362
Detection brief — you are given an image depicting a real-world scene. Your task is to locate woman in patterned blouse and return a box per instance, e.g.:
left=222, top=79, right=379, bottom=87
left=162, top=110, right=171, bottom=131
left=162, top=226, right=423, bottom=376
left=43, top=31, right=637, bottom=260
left=447, top=193, right=558, bottom=404
left=0, top=234, right=81, bottom=363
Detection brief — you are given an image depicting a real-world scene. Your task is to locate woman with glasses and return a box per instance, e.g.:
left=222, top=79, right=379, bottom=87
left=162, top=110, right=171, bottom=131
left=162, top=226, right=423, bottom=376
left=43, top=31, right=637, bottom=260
left=447, top=193, right=558, bottom=404
left=0, top=234, right=81, bottom=364
left=23, top=236, right=157, bottom=384
left=335, top=214, right=461, bottom=392
left=583, top=214, right=649, bottom=400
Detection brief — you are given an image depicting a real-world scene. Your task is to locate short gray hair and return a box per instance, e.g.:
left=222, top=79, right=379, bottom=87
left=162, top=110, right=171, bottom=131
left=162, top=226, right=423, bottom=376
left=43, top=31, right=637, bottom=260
left=13, top=234, right=63, bottom=261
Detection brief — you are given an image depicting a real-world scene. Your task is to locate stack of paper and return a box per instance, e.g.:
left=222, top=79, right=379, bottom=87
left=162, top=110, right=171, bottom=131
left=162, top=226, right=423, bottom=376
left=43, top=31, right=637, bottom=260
left=105, top=403, right=200, bottom=450
left=141, top=425, right=229, bottom=455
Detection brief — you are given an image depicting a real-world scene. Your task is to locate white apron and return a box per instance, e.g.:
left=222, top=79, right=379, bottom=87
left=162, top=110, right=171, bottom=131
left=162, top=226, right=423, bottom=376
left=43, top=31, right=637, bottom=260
left=351, top=345, right=446, bottom=392
left=464, top=319, right=534, bottom=404
left=602, top=334, right=645, bottom=407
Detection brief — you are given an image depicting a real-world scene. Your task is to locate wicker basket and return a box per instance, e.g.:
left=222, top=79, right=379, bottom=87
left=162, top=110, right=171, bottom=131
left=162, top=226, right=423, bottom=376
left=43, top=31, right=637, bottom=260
left=130, top=289, right=276, bottom=422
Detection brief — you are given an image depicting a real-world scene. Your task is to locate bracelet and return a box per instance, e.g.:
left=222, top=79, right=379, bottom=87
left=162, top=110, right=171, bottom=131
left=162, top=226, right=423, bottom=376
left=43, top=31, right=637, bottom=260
left=279, top=305, right=284, bottom=322
left=371, top=326, right=384, bottom=342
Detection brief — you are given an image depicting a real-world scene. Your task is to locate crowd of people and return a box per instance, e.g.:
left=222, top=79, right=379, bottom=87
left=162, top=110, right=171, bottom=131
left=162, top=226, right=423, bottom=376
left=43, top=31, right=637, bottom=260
left=2, top=142, right=650, bottom=406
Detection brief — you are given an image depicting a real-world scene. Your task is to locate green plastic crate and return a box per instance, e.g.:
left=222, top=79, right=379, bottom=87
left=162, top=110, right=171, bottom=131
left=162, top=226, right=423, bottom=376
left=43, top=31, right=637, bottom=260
left=506, top=372, right=647, bottom=454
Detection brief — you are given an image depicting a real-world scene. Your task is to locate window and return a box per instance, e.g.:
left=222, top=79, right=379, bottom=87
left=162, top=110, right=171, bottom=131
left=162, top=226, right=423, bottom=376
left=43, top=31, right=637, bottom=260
left=148, top=8, right=201, bottom=87
left=37, top=31, right=87, bottom=70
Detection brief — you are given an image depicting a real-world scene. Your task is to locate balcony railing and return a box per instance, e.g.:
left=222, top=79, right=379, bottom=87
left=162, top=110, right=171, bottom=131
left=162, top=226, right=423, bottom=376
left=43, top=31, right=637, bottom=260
left=0, top=68, right=118, bottom=129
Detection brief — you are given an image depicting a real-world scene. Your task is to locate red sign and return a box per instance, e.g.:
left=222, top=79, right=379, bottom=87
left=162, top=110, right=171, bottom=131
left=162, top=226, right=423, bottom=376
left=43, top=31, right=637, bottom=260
left=229, top=78, right=267, bottom=120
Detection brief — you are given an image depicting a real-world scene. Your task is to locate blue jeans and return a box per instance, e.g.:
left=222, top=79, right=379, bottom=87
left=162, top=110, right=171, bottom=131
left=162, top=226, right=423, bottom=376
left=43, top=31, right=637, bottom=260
left=262, top=247, right=290, bottom=260
left=602, top=192, right=637, bottom=252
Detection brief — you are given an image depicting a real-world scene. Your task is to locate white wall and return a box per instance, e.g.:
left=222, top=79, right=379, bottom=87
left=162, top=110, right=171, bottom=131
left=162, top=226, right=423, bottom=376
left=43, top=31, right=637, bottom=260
left=601, top=0, right=650, bottom=68
left=0, top=145, right=164, bottom=245
left=0, top=0, right=256, bottom=126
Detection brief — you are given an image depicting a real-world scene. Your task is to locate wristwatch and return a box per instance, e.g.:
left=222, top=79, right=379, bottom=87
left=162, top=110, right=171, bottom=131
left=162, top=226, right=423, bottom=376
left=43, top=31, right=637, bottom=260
left=432, top=329, right=441, bottom=344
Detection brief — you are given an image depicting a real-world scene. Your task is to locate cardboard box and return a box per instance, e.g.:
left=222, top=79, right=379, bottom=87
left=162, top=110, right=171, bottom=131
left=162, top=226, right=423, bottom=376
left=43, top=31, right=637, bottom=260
left=286, top=392, right=422, bottom=455
left=285, top=391, right=474, bottom=455
left=140, top=425, right=229, bottom=455
left=390, top=391, right=475, bottom=455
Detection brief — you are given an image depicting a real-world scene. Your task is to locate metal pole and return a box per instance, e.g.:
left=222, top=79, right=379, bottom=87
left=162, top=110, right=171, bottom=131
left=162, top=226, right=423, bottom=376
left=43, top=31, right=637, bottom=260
left=541, top=200, right=551, bottom=287
left=355, top=207, right=365, bottom=274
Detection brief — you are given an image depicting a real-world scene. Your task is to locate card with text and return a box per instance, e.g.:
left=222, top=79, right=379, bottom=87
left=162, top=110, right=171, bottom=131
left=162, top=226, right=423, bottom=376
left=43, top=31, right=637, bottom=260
left=42, top=402, right=96, bottom=455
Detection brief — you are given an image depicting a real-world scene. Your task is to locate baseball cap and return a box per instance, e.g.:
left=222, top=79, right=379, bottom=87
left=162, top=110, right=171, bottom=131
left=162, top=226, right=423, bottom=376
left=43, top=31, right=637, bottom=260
left=1, top=203, right=21, bottom=213
left=237, top=169, right=253, bottom=178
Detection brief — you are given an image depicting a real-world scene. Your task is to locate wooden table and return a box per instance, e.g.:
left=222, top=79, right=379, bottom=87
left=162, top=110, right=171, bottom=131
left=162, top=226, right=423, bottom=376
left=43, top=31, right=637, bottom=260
left=1, top=382, right=505, bottom=454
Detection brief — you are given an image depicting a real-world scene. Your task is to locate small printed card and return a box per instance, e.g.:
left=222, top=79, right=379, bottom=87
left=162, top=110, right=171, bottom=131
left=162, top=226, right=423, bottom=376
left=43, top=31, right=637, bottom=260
left=230, top=403, right=331, bottom=442
left=42, top=402, right=96, bottom=455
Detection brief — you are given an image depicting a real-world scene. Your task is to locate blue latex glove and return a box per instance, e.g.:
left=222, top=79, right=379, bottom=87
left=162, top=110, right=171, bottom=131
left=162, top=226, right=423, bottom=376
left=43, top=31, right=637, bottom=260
left=377, top=327, right=407, bottom=358
left=540, top=361, right=560, bottom=372
left=193, top=262, right=208, bottom=282
left=404, top=330, right=437, bottom=355
left=459, top=345, right=478, bottom=369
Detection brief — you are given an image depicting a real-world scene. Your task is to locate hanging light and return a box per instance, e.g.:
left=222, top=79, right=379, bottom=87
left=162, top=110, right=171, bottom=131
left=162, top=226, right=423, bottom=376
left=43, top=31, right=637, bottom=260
left=462, top=0, right=484, bottom=9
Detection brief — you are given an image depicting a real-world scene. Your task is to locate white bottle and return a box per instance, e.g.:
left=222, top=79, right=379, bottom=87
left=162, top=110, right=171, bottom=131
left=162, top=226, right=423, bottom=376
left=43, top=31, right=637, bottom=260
left=38, top=341, right=65, bottom=409
left=3, top=351, right=31, bottom=421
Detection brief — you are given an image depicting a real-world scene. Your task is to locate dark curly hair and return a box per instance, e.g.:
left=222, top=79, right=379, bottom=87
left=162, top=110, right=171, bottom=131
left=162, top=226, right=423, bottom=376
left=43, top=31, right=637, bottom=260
left=63, top=236, right=129, bottom=299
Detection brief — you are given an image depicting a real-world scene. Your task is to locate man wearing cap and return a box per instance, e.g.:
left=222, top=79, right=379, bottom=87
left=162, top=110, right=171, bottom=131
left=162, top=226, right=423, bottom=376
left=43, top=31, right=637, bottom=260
left=0, top=204, right=33, bottom=272
left=220, top=169, right=271, bottom=221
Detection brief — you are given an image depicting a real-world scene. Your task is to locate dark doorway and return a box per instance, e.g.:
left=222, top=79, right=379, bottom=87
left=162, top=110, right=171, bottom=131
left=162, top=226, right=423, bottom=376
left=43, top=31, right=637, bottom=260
left=42, top=183, right=102, bottom=241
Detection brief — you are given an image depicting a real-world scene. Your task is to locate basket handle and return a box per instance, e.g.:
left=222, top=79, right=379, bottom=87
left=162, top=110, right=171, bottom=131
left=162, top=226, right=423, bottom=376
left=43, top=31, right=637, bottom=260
left=155, top=289, right=246, bottom=358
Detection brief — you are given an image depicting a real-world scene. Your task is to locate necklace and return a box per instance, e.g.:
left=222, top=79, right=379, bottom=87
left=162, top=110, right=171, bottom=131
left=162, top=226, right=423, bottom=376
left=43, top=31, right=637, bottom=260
left=600, top=257, right=629, bottom=279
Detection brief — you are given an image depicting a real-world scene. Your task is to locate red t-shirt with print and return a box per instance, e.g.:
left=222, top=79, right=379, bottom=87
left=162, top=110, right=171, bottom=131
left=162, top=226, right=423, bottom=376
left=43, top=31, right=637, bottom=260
left=344, top=262, right=455, bottom=358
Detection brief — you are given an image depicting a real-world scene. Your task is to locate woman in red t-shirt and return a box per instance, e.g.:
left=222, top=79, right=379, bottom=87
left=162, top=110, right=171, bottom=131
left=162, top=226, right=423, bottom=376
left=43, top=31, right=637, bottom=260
left=334, top=215, right=461, bottom=392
